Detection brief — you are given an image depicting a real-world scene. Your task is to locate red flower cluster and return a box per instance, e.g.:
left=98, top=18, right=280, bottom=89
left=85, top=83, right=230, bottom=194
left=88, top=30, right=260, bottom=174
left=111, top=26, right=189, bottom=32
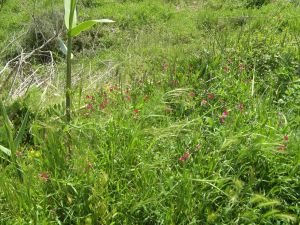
left=86, top=95, right=95, bottom=100
left=39, top=172, right=50, bottom=182
left=99, top=98, right=109, bottom=110
left=220, top=110, right=229, bottom=124
left=207, top=93, right=215, bottom=100
left=86, top=103, right=93, bottom=110
left=109, top=85, right=118, bottom=92
left=278, top=135, right=289, bottom=152
left=125, top=95, right=131, bottom=101
left=179, top=152, right=190, bottom=161
left=200, top=93, right=215, bottom=107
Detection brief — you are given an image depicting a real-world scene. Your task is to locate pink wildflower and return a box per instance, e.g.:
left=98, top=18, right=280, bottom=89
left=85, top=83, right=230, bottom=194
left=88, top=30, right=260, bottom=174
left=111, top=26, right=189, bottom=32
left=222, top=110, right=229, bottom=118
left=284, top=135, right=288, bottom=142
left=220, top=110, right=229, bottom=124
left=86, top=103, right=93, bottom=110
left=133, top=109, right=139, bottom=114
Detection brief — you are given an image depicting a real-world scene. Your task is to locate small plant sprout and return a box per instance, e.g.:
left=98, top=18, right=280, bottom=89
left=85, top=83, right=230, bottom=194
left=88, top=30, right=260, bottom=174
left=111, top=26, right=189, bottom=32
left=62, top=0, right=114, bottom=122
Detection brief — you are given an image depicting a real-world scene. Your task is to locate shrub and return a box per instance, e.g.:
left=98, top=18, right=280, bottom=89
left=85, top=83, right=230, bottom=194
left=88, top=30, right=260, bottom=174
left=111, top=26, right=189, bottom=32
left=245, top=0, right=271, bottom=8
left=22, top=10, right=64, bottom=62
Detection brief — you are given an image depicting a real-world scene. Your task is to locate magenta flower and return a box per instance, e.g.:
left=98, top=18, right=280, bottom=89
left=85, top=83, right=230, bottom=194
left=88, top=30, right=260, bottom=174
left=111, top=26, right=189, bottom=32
left=86, top=103, right=93, bottom=110
left=220, top=110, right=229, bottom=124
left=133, top=109, right=139, bottom=114
left=284, top=135, right=288, bottom=142
left=222, top=110, right=229, bottom=118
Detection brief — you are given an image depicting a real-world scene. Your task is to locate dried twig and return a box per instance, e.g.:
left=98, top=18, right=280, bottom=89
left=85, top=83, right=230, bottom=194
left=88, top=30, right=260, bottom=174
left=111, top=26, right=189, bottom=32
left=0, top=35, right=58, bottom=77
left=0, top=35, right=59, bottom=99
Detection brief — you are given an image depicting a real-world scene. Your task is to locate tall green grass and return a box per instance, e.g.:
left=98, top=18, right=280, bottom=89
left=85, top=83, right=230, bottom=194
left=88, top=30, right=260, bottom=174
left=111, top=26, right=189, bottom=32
left=0, top=0, right=299, bottom=224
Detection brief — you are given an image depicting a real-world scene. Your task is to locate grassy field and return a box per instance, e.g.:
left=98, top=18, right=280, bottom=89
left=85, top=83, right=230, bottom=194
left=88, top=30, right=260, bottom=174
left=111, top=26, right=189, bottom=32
left=0, top=0, right=300, bottom=224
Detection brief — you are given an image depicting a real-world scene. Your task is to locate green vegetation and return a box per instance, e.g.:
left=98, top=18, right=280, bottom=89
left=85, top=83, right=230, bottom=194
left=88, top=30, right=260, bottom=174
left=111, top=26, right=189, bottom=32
left=0, top=0, right=299, bottom=224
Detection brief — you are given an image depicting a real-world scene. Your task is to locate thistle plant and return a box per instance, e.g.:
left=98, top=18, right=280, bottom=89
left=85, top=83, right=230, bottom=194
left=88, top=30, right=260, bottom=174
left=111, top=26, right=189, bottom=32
left=62, top=0, right=114, bottom=122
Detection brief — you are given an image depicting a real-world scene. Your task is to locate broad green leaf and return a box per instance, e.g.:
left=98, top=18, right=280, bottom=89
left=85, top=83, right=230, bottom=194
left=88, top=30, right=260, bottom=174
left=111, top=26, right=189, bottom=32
left=14, top=110, right=29, bottom=150
left=70, top=19, right=115, bottom=37
left=64, top=0, right=77, bottom=29
left=0, top=144, right=11, bottom=156
left=58, top=38, right=74, bottom=59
